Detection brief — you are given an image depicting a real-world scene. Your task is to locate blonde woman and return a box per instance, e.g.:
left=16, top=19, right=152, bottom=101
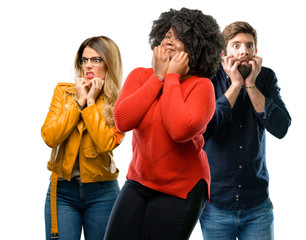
left=41, top=36, right=124, bottom=240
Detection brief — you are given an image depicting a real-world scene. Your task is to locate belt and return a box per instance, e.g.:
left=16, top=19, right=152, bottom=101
left=50, top=172, right=59, bottom=239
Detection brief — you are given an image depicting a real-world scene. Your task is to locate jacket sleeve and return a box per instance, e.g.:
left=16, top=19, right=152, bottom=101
left=161, top=73, right=216, bottom=142
left=41, top=83, right=81, bottom=148
left=255, top=70, right=291, bottom=139
left=113, top=68, right=164, bottom=132
left=81, top=104, right=125, bottom=153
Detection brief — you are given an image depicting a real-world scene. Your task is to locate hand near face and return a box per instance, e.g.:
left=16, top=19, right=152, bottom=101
left=222, top=55, right=244, bottom=88
left=245, top=56, right=262, bottom=86
left=76, top=78, right=90, bottom=106
left=152, top=45, right=170, bottom=79
left=87, top=78, right=104, bottom=106
left=167, top=51, right=190, bottom=77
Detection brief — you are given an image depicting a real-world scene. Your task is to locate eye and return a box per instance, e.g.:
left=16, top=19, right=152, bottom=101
left=78, top=58, right=88, bottom=66
left=92, top=57, right=102, bottom=63
left=82, top=58, right=88, bottom=63
left=233, top=44, right=239, bottom=49
left=247, top=43, right=254, bottom=49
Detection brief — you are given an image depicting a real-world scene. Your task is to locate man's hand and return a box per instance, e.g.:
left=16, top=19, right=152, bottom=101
left=222, top=55, right=244, bottom=88
left=245, top=56, right=262, bottom=87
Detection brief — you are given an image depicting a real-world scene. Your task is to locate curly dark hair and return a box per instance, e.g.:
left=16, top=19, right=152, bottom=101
left=149, top=8, right=224, bottom=79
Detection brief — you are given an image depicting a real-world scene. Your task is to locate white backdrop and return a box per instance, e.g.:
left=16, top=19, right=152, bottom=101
left=1, top=0, right=304, bottom=239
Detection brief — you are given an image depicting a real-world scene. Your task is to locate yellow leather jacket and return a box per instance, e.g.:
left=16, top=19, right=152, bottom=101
left=41, top=82, right=124, bottom=183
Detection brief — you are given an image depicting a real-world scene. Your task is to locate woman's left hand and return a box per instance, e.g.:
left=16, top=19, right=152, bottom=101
left=87, top=78, right=104, bottom=106
left=167, top=51, right=190, bottom=76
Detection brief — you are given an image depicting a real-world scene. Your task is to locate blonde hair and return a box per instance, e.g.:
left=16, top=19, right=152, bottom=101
left=74, top=36, right=122, bottom=128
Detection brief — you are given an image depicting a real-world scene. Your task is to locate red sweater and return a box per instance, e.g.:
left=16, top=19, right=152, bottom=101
left=114, top=68, right=215, bottom=199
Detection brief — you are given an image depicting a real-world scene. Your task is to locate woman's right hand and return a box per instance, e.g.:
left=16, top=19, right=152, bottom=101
left=75, top=78, right=89, bottom=106
left=152, top=45, right=169, bottom=79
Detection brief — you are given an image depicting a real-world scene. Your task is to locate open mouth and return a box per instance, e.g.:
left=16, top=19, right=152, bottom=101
left=86, top=72, right=94, bottom=79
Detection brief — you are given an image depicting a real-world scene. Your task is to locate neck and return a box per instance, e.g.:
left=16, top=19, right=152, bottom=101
left=180, top=74, right=192, bottom=81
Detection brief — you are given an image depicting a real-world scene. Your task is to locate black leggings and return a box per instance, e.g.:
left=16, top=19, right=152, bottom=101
left=104, top=179, right=207, bottom=240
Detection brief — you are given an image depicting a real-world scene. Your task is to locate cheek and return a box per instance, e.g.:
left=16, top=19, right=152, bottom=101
left=176, top=42, right=185, bottom=51
left=96, top=64, right=106, bottom=79
left=161, top=39, right=167, bottom=46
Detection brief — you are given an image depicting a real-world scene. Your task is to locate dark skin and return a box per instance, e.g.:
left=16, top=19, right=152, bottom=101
left=152, top=28, right=190, bottom=80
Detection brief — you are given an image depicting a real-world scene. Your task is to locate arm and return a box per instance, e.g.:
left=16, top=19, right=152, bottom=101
left=82, top=103, right=124, bottom=152
left=203, top=94, right=233, bottom=141
left=113, top=68, right=164, bottom=132
left=41, top=84, right=81, bottom=148
left=161, top=73, right=216, bottom=142
left=254, top=70, right=291, bottom=139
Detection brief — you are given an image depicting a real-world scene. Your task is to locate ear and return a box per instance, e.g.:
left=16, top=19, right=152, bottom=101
left=222, top=50, right=225, bottom=57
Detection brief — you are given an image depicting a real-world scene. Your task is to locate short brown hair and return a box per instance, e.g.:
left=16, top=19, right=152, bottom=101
left=222, top=21, right=257, bottom=52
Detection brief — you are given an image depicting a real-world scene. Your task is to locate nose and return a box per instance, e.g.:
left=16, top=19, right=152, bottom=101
left=165, top=38, right=173, bottom=46
left=240, top=45, right=249, bottom=56
left=84, top=62, right=93, bottom=68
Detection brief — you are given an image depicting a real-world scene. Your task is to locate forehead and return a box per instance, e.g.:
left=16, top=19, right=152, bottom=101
left=82, top=46, right=100, bottom=57
left=227, top=33, right=255, bottom=46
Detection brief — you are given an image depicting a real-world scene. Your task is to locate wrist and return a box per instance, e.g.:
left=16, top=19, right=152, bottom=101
left=76, top=100, right=85, bottom=110
left=231, top=82, right=243, bottom=90
left=244, top=85, right=256, bottom=89
left=77, top=98, right=86, bottom=106
left=87, top=98, right=95, bottom=106
left=155, top=75, right=164, bottom=83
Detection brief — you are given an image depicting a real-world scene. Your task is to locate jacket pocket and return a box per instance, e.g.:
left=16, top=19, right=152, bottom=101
left=84, top=147, right=99, bottom=158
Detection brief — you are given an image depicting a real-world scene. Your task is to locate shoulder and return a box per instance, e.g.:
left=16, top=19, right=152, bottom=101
left=126, top=68, right=154, bottom=84
left=260, top=66, right=275, bottom=76
left=257, top=66, right=277, bottom=83
left=191, top=76, right=214, bottom=89
left=129, top=67, right=153, bottom=77
left=54, top=82, right=76, bottom=94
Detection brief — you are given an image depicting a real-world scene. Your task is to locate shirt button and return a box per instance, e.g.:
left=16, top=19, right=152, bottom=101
left=239, top=146, right=243, bottom=149
left=65, top=104, right=69, bottom=108
left=238, top=185, right=242, bottom=188
left=239, top=165, right=243, bottom=169
left=91, top=153, right=95, bottom=156
left=240, top=125, right=243, bottom=128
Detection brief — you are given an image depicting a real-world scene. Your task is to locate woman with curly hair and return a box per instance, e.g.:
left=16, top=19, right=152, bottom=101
left=42, top=36, right=124, bottom=239
left=104, top=8, right=224, bottom=240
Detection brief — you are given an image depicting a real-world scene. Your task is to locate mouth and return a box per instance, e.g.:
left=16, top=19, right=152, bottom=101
left=238, top=57, right=251, bottom=65
left=86, top=71, right=94, bottom=79
left=165, top=46, right=175, bottom=52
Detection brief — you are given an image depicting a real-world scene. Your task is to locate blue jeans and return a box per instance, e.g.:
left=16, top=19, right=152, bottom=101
left=45, top=178, right=119, bottom=240
left=199, top=198, right=274, bottom=240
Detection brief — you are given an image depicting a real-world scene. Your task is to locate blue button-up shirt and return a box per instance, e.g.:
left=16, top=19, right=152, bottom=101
left=204, top=63, right=291, bottom=209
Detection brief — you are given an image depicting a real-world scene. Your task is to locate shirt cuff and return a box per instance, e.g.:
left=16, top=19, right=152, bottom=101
left=255, top=97, right=274, bottom=120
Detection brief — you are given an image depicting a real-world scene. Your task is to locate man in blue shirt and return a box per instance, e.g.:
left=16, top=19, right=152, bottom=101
left=199, top=21, right=291, bottom=240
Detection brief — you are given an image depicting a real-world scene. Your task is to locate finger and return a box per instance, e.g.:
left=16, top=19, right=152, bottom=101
left=182, top=52, right=189, bottom=62
left=172, top=52, right=180, bottom=61
left=232, top=61, right=240, bottom=71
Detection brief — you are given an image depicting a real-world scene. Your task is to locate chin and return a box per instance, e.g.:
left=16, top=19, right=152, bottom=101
left=238, top=64, right=251, bottom=79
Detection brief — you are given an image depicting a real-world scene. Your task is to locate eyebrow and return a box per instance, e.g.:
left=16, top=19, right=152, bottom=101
left=231, top=41, right=254, bottom=45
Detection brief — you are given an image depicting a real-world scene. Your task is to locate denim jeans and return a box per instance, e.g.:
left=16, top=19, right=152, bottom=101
left=104, top=179, right=207, bottom=240
left=199, top=197, right=274, bottom=240
left=45, top=178, right=119, bottom=240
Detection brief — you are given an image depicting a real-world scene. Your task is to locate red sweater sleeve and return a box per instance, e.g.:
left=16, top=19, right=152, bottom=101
left=161, top=73, right=216, bottom=142
left=114, top=68, right=163, bottom=132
